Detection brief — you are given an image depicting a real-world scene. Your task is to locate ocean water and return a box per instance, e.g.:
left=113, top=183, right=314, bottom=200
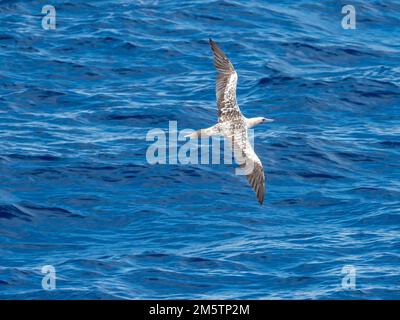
left=0, top=0, right=399, bottom=299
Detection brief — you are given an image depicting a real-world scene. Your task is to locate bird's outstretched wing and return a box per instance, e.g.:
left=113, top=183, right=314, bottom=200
left=239, top=144, right=265, bottom=204
left=209, top=39, right=243, bottom=122
left=231, top=131, right=265, bottom=204
left=243, top=149, right=265, bottom=205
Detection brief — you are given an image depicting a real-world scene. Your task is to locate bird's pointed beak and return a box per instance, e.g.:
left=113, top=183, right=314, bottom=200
left=263, top=118, right=274, bottom=123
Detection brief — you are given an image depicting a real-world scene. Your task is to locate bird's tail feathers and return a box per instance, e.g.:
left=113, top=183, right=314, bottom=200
left=184, top=130, right=201, bottom=139
left=185, top=125, right=221, bottom=139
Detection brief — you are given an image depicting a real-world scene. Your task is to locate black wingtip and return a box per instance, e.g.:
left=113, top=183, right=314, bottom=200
left=209, top=39, right=219, bottom=53
left=258, top=192, right=265, bottom=205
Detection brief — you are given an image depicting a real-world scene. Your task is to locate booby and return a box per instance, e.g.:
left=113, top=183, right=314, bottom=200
left=186, top=39, right=274, bottom=204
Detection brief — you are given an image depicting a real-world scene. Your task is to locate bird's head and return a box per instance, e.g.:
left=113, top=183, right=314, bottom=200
left=247, top=116, right=274, bottom=128
left=261, top=117, right=274, bottom=123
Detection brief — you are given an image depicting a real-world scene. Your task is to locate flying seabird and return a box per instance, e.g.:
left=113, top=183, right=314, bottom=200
left=186, top=39, right=274, bottom=204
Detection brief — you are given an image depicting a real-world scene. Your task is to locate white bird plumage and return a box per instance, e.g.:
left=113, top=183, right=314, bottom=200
left=186, top=39, right=274, bottom=204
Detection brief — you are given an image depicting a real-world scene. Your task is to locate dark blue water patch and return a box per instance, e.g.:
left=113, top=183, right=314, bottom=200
left=355, top=213, right=400, bottom=226
left=334, top=151, right=377, bottom=163
left=5, top=153, right=61, bottom=162
left=0, top=204, right=32, bottom=221
left=350, top=187, right=400, bottom=201
left=354, top=88, right=399, bottom=99
left=0, top=202, right=81, bottom=221
left=377, top=140, right=400, bottom=148
left=15, top=87, right=66, bottom=105
left=258, top=75, right=295, bottom=86
left=0, top=34, right=15, bottom=42
left=105, top=113, right=165, bottom=123
left=278, top=41, right=387, bottom=66
left=19, top=203, right=82, bottom=219
left=339, top=97, right=367, bottom=106
left=295, top=171, right=345, bottom=180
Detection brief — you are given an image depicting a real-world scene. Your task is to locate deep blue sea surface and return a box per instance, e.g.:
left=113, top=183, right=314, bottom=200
left=0, top=0, right=399, bottom=299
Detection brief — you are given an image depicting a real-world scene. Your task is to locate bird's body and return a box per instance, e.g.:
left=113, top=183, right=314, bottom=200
left=187, top=39, right=273, bottom=204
